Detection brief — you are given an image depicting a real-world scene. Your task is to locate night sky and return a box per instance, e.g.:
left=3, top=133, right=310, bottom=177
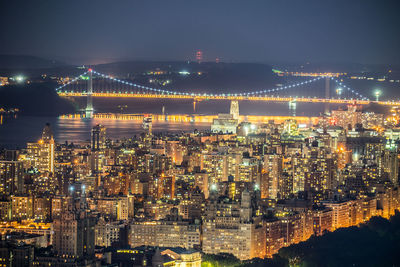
left=1, top=0, right=399, bottom=65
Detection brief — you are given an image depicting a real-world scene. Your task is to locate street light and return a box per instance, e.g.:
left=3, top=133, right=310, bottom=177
left=210, top=184, right=217, bottom=191
left=14, top=75, right=25, bottom=83
left=374, top=89, right=382, bottom=101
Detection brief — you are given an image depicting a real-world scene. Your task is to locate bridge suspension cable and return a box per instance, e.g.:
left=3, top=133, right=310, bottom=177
left=56, top=71, right=88, bottom=91
left=331, top=78, right=369, bottom=101
left=56, top=69, right=367, bottom=100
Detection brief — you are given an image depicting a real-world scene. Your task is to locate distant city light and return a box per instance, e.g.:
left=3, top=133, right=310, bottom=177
left=14, top=75, right=25, bottom=83
left=298, top=123, right=307, bottom=128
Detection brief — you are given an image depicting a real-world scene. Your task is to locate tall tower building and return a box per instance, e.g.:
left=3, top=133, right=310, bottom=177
left=53, top=201, right=95, bottom=259
left=324, top=77, right=330, bottom=115
left=27, top=123, right=55, bottom=173
left=85, top=68, right=94, bottom=118
left=42, top=123, right=53, bottom=141
left=262, top=154, right=283, bottom=199
left=41, top=123, right=55, bottom=173
left=202, top=190, right=266, bottom=260
left=230, top=100, right=239, bottom=120
left=143, top=116, right=152, bottom=135
left=0, top=160, right=24, bottom=195
left=91, top=124, right=106, bottom=174
left=91, top=124, right=106, bottom=151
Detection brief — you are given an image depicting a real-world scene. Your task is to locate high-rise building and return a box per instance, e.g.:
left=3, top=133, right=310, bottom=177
left=95, top=217, right=126, bottom=247
left=262, top=154, right=283, bottom=199
left=97, top=197, right=130, bottom=220
left=51, top=196, right=72, bottom=220
left=331, top=105, right=361, bottom=130
left=130, top=209, right=201, bottom=249
left=322, top=201, right=351, bottom=230
left=11, top=196, right=33, bottom=220
left=202, top=190, right=266, bottom=260
left=264, top=219, right=284, bottom=257
left=211, top=114, right=238, bottom=134
left=0, top=160, right=24, bottom=195
left=33, top=196, right=51, bottom=220
left=143, top=116, right=152, bottom=135
left=42, top=123, right=53, bottom=141
left=0, top=241, right=34, bottom=267
left=91, top=124, right=106, bottom=173
left=201, top=152, right=228, bottom=184
left=166, top=141, right=187, bottom=165
left=230, top=100, right=239, bottom=120
left=313, top=208, right=333, bottom=236
left=91, top=124, right=106, bottom=151
left=0, top=200, right=11, bottom=221
left=26, top=123, right=55, bottom=173
left=383, top=149, right=399, bottom=186
left=53, top=207, right=96, bottom=259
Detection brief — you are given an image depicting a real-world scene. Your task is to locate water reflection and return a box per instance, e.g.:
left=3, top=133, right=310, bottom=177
left=57, top=116, right=211, bottom=143
left=0, top=116, right=211, bottom=148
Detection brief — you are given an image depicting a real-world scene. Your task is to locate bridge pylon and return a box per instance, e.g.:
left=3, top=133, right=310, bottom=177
left=289, top=99, right=297, bottom=117
left=324, top=77, right=330, bottom=115
left=85, top=69, right=94, bottom=118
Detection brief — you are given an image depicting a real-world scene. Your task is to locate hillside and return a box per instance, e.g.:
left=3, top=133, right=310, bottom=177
left=0, top=82, right=76, bottom=116
left=93, top=61, right=281, bottom=93
left=0, top=55, right=67, bottom=69
left=201, top=212, right=400, bottom=267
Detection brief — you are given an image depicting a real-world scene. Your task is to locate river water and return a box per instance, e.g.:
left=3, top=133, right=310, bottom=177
left=0, top=99, right=329, bottom=149
left=0, top=115, right=213, bottom=149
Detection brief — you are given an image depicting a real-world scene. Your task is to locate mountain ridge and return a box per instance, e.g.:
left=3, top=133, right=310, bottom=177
left=0, top=54, right=67, bottom=69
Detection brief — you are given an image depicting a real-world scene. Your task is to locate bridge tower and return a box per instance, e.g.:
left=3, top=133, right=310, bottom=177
left=230, top=100, right=239, bottom=120
left=85, top=69, right=94, bottom=118
left=324, top=77, right=330, bottom=115
left=289, top=99, right=297, bottom=116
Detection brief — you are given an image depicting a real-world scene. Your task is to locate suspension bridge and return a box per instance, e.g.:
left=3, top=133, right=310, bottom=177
left=56, top=68, right=399, bottom=118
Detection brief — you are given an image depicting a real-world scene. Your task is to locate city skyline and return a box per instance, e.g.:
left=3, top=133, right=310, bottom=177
left=1, top=104, right=400, bottom=266
left=2, top=1, right=400, bottom=266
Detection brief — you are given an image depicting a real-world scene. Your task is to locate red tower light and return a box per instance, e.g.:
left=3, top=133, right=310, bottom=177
left=196, top=50, right=203, bottom=63
left=88, top=68, right=93, bottom=72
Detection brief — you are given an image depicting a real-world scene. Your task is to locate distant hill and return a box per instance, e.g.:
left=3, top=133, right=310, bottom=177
left=93, top=61, right=282, bottom=93
left=277, top=61, right=400, bottom=77
left=0, top=55, right=67, bottom=69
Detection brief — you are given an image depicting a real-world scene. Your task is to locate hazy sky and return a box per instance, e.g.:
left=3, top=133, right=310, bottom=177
left=1, top=0, right=399, bottom=65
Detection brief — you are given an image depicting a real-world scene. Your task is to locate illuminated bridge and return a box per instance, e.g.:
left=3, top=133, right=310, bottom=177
left=56, top=68, right=400, bottom=117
